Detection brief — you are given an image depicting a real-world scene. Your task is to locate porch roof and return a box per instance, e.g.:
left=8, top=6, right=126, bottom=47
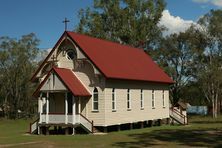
left=33, top=67, right=91, bottom=97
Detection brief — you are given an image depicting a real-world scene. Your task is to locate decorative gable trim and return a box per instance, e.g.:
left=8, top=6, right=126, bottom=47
left=31, top=32, right=67, bottom=82
left=33, top=67, right=91, bottom=97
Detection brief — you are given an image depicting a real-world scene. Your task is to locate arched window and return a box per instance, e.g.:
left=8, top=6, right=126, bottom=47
left=127, top=89, right=131, bottom=110
left=141, top=89, right=144, bottom=109
left=92, top=88, right=99, bottom=111
left=66, top=49, right=77, bottom=60
left=112, top=88, right=116, bottom=111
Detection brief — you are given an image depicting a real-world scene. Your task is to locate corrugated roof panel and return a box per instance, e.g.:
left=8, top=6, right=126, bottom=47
left=67, top=31, right=173, bottom=84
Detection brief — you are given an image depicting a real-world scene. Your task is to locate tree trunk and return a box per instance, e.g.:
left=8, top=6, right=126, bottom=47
left=215, top=95, right=218, bottom=118
left=212, top=98, right=215, bottom=118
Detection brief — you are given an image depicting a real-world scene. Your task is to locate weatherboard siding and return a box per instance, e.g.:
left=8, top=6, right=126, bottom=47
left=73, top=61, right=106, bottom=126
left=104, top=80, right=170, bottom=126
left=56, top=44, right=106, bottom=126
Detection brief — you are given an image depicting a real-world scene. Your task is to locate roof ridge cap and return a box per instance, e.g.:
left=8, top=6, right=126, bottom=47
left=67, top=31, right=145, bottom=51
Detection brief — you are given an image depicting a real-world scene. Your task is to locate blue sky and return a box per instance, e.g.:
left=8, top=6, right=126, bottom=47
left=0, top=0, right=221, bottom=49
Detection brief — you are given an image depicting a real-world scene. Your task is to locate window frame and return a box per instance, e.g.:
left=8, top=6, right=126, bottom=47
left=112, top=88, right=116, bottom=111
left=127, top=89, right=131, bottom=110
left=152, top=90, right=155, bottom=109
left=92, top=88, right=99, bottom=112
left=141, top=89, right=144, bottom=109
left=162, top=90, right=165, bottom=108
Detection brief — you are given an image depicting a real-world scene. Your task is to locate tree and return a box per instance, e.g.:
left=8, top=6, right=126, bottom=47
left=150, top=26, right=206, bottom=105
left=0, top=33, right=39, bottom=118
left=196, top=10, right=222, bottom=118
left=76, top=0, right=165, bottom=49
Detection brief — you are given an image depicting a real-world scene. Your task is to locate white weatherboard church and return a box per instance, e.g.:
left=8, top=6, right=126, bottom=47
left=30, top=31, right=174, bottom=135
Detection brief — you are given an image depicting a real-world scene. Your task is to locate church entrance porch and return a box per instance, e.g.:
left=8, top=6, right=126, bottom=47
left=30, top=91, right=93, bottom=135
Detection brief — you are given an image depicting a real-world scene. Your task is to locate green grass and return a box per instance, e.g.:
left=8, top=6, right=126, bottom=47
left=0, top=115, right=222, bottom=147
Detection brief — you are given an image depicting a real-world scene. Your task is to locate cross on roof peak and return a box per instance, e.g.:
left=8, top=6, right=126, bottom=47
left=63, top=18, right=70, bottom=31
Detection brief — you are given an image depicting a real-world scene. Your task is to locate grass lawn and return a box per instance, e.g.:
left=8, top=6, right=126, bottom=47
left=0, top=115, right=222, bottom=147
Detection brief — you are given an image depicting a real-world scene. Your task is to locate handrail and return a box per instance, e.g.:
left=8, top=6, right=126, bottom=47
left=171, top=108, right=185, bottom=118
left=78, top=113, right=93, bottom=133
left=30, top=118, right=39, bottom=134
left=170, top=108, right=186, bottom=125
left=31, top=117, right=40, bottom=125
left=79, top=113, right=93, bottom=124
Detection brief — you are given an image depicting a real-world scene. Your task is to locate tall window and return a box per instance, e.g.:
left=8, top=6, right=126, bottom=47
left=162, top=90, right=165, bottom=107
left=127, top=89, right=131, bottom=110
left=112, top=88, right=116, bottom=111
left=93, top=88, right=98, bottom=111
left=152, top=90, right=155, bottom=108
left=141, top=89, right=144, bottom=109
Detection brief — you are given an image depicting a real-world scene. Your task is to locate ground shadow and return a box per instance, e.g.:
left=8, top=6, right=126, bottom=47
left=113, top=128, right=222, bottom=147
left=191, top=120, right=222, bottom=124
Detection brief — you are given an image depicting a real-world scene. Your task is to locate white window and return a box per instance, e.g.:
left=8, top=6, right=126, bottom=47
left=127, top=89, right=131, bottom=110
left=141, top=89, right=144, bottom=109
left=112, top=88, right=116, bottom=111
left=152, top=90, right=155, bottom=108
left=92, top=88, right=98, bottom=111
left=162, top=90, right=165, bottom=107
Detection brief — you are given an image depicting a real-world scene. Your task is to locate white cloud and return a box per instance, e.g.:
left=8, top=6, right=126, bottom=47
left=47, top=48, right=52, bottom=53
left=159, top=10, right=197, bottom=35
left=212, top=0, right=222, bottom=6
left=192, top=0, right=222, bottom=7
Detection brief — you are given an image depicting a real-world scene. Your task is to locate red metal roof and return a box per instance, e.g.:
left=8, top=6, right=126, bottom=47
left=33, top=67, right=91, bottom=97
left=67, top=31, right=174, bottom=84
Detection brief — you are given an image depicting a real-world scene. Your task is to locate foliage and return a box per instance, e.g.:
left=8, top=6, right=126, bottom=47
left=181, top=81, right=207, bottom=106
left=195, top=10, right=222, bottom=118
left=150, top=26, right=207, bottom=105
left=0, top=33, right=39, bottom=119
left=76, top=0, right=165, bottom=49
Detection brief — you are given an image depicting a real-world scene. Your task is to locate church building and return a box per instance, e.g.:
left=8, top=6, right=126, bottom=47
left=30, top=31, right=173, bottom=135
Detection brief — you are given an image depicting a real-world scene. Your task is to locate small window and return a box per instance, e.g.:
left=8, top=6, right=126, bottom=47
left=127, top=89, right=131, bottom=110
left=66, top=49, right=77, bottom=60
left=92, top=88, right=99, bottom=111
left=141, top=89, right=144, bottom=109
left=162, top=90, right=165, bottom=108
left=112, top=88, right=116, bottom=111
left=152, top=90, right=155, bottom=109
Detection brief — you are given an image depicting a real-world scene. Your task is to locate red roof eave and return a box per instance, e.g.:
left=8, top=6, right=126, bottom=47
left=33, top=67, right=91, bottom=97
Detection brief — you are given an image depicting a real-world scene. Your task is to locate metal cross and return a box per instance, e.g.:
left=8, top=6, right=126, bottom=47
left=63, top=18, right=70, bottom=31
left=50, top=55, right=58, bottom=67
left=51, top=55, right=57, bottom=62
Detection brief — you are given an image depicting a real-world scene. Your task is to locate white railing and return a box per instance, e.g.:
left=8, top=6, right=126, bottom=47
left=79, top=114, right=93, bottom=133
left=169, top=108, right=187, bottom=125
left=40, top=114, right=93, bottom=133
left=30, top=118, right=39, bottom=134
left=41, top=114, right=73, bottom=124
